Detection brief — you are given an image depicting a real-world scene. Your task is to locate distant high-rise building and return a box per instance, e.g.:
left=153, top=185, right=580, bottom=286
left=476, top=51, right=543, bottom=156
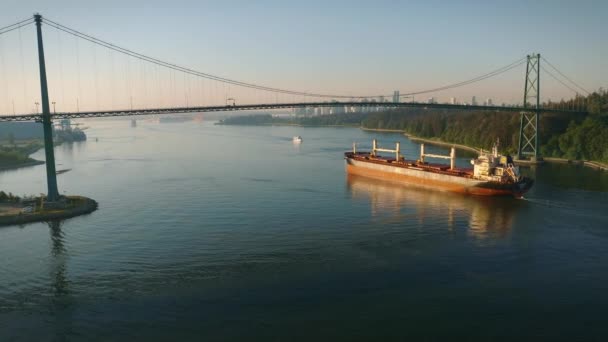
left=450, top=97, right=456, bottom=105
left=427, top=97, right=435, bottom=104
left=393, top=91, right=400, bottom=103
left=471, top=96, right=477, bottom=106
left=320, top=102, right=329, bottom=115
left=485, top=98, right=493, bottom=106
left=331, top=100, right=345, bottom=115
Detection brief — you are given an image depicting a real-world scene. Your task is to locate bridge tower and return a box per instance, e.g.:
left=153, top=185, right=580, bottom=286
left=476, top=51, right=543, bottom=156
left=517, top=53, right=541, bottom=160
left=34, top=14, right=60, bottom=201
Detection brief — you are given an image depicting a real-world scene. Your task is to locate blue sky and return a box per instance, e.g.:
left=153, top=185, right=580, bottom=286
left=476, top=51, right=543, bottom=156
left=0, top=0, right=606, bottom=113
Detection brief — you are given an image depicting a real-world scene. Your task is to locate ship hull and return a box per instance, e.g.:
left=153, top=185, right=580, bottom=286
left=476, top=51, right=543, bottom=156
left=345, top=157, right=533, bottom=197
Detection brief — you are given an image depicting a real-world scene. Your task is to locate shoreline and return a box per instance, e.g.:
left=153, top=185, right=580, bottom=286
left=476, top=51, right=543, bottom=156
left=1, top=132, right=87, bottom=172
left=0, top=196, right=98, bottom=227
left=360, top=127, right=410, bottom=133
left=360, top=127, right=481, bottom=153
left=0, top=159, right=45, bottom=171
left=404, top=133, right=481, bottom=154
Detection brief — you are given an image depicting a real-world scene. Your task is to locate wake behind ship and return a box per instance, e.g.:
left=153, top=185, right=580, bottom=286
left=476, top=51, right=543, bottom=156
left=345, top=139, right=533, bottom=198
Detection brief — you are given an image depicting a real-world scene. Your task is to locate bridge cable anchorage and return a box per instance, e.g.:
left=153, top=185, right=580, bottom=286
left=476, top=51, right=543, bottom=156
left=42, top=16, right=527, bottom=101
left=541, top=56, right=590, bottom=95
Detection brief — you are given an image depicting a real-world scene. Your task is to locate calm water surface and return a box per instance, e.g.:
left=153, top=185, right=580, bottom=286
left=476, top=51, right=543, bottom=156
left=1, top=118, right=607, bottom=341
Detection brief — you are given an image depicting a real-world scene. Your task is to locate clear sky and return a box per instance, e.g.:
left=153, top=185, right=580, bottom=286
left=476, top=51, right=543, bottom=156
left=0, top=0, right=606, bottom=113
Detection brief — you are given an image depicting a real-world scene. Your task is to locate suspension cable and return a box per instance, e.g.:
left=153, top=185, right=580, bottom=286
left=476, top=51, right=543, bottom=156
left=541, top=66, right=580, bottom=95
left=0, top=18, right=33, bottom=36
left=400, top=58, right=526, bottom=96
left=541, top=56, right=590, bottom=95
left=42, top=16, right=527, bottom=100
left=43, top=18, right=357, bottom=98
left=0, top=15, right=588, bottom=109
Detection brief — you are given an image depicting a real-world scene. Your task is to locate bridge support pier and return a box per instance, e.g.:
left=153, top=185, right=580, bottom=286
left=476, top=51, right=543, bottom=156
left=35, top=14, right=59, bottom=201
left=517, top=111, right=539, bottom=160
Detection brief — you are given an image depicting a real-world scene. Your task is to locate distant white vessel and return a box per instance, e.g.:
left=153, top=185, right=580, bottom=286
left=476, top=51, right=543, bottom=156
left=293, top=136, right=303, bottom=143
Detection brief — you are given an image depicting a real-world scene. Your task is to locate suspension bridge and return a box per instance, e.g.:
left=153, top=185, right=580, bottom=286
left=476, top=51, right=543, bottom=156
left=0, top=14, right=593, bottom=202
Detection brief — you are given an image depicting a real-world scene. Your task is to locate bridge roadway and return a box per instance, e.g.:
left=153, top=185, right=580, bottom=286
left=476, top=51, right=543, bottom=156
left=0, top=101, right=587, bottom=122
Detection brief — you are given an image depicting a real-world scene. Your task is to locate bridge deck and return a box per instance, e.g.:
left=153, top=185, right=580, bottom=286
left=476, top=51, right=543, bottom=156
left=0, top=102, right=587, bottom=122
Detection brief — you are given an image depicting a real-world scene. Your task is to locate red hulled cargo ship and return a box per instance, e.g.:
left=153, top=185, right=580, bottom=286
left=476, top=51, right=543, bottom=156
left=344, top=139, right=534, bottom=198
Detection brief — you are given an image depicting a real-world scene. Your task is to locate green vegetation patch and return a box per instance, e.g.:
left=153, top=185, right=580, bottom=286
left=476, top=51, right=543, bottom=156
left=0, top=142, right=43, bottom=168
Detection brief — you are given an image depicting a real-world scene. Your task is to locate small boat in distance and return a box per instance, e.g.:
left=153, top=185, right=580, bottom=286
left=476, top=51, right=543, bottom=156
left=293, top=136, right=303, bottom=144
left=344, top=139, right=533, bottom=197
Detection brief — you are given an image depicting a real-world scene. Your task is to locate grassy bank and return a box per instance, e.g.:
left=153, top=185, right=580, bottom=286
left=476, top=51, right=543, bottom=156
left=0, top=128, right=87, bottom=171
left=0, top=142, right=45, bottom=171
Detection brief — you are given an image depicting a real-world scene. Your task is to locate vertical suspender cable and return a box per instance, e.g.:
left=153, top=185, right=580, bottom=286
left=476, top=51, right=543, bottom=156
left=75, top=36, right=82, bottom=111
left=109, top=49, right=115, bottom=109
left=139, top=59, right=144, bottom=109
left=56, top=29, right=66, bottom=110
left=126, top=54, right=132, bottom=109
left=0, top=35, right=7, bottom=114
left=93, top=44, right=99, bottom=109
left=18, top=25, right=28, bottom=113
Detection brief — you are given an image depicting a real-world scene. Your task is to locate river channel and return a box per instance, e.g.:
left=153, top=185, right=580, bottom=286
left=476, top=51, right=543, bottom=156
left=1, top=118, right=607, bottom=340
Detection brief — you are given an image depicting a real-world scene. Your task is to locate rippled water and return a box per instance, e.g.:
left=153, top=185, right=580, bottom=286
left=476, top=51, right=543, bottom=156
left=1, top=118, right=607, bottom=340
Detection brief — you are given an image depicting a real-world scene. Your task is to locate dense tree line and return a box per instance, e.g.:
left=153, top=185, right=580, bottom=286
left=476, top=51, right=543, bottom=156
left=0, top=191, right=21, bottom=203
left=542, top=88, right=608, bottom=115
left=542, top=116, right=608, bottom=162
left=361, top=109, right=581, bottom=155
